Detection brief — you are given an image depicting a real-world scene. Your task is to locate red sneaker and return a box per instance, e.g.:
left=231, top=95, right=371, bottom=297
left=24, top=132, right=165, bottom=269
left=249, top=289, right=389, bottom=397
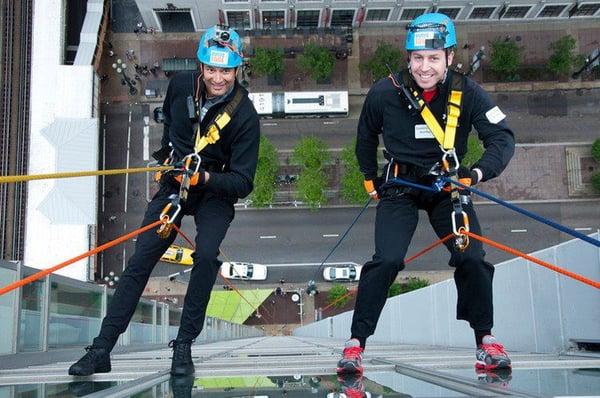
left=336, top=338, right=364, bottom=374
left=337, top=374, right=369, bottom=398
left=476, top=368, right=513, bottom=388
left=475, top=335, right=512, bottom=370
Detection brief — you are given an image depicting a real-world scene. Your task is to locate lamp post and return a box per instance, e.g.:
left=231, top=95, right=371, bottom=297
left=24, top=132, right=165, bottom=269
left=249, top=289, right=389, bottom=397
left=112, top=58, right=138, bottom=95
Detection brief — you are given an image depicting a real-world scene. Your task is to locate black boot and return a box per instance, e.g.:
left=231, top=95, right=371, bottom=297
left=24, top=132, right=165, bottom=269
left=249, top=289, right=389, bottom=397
left=68, top=346, right=111, bottom=376
left=169, top=339, right=195, bottom=376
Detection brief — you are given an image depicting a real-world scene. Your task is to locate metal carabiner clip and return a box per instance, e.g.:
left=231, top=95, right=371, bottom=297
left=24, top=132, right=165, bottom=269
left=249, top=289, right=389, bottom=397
left=441, top=147, right=460, bottom=173
left=157, top=202, right=182, bottom=238
left=451, top=210, right=470, bottom=251
left=182, top=153, right=201, bottom=175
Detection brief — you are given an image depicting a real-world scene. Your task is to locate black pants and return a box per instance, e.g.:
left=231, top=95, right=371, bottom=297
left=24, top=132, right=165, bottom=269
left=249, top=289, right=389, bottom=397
left=350, top=186, right=495, bottom=340
left=93, top=183, right=234, bottom=351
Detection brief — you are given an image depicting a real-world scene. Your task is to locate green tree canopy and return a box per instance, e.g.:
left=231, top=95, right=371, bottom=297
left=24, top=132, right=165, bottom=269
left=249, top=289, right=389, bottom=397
left=296, top=168, right=327, bottom=209
left=461, top=136, right=484, bottom=168
left=547, top=35, right=577, bottom=77
left=298, top=43, right=336, bottom=81
left=326, top=284, right=352, bottom=308
left=592, top=138, right=600, bottom=163
left=489, top=39, right=522, bottom=80
left=360, top=41, right=404, bottom=81
left=250, top=136, right=279, bottom=207
left=340, top=139, right=369, bottom=204
left=250, top=47, right=284, bottom=77
left=292, top=136, right=330, bottom=170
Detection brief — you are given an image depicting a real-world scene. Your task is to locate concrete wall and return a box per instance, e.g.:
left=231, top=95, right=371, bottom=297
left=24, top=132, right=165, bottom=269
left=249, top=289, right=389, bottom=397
left=294, top=233, right=600, bottom=354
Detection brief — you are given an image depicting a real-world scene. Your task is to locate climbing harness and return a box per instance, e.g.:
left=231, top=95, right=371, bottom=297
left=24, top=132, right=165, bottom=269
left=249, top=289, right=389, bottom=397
left=387, top=68, right=469, bottom=250
left=155, top=73, right=245, bottom=238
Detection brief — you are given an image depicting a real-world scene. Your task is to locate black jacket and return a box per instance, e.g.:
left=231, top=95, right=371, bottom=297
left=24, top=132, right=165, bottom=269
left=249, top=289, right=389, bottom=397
left=160, top=72, right=260, bottom=199
left=356, top=70, right=515, bottom=182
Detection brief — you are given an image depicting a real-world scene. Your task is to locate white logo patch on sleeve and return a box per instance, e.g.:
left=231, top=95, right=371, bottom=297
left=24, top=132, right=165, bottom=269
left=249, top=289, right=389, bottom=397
left=485, top=106, right=506, bottom=124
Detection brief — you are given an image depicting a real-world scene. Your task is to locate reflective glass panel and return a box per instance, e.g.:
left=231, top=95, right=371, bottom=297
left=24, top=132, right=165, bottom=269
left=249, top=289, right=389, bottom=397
left=441, top=367, right=600, bottom=396
left=18, top=277, right=45, bottom=352
left=48, top=282, right=102, bottom=348
left=129, top=301, right=154, bottom=344
left=0, top=267, right=16, bottom=354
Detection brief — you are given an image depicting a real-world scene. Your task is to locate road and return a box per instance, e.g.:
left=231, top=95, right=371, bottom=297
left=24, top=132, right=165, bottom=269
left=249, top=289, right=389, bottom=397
left=99, top=88, right=600, bottom=283
left=155, top=201, right=600, bottom=283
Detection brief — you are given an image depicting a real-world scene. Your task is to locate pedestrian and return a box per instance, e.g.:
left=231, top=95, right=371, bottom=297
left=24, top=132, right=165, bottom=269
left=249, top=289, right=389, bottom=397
left=336, top=13, right=515, bottom=376
left=69, top=25, right=260, bottom=377
left=279, top=278, right=285, bottom=285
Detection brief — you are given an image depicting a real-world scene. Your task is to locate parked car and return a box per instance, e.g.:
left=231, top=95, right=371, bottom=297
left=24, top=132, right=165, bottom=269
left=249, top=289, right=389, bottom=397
left=323, top=264, right=362, bottom=282
left=153, top=106, right=164, bottom=123
left=220, top=262, right=267, bottom=281
left=160, top=245, right=193, bottom=266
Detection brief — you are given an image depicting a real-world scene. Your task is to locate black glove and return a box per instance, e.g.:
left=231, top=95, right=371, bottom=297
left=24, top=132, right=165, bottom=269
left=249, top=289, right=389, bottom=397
left=457, top=166, right=482, bottom=186
left=152, top=146, right=172, bottom=164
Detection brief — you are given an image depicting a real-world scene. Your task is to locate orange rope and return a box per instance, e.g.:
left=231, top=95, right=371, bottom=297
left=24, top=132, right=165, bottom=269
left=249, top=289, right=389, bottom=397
left=321, top=234, right=454, bottom=312
left=0, top=220, right=163, bottom=296
left=171, top=225, right=271, bottom=322
left=466, top=231, right=600, bottom=290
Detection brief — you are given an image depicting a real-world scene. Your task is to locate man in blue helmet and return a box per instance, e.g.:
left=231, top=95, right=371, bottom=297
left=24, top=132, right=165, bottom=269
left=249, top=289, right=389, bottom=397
left=69, top=25, right=260, bottom=377
left=337, top=13, right=514, bottom=376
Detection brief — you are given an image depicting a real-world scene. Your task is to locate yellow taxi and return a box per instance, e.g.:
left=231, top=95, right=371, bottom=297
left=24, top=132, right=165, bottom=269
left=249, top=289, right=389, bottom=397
left=160, top=245, right=194, bottom=266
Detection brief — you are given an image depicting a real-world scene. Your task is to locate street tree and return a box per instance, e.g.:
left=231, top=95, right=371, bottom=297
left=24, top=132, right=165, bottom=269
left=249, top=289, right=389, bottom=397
left=592, top=138, right=600, bottom=163
left=250, top=136, right=279, bottom=207
left=250, top=47, right=284, bottom=78
left=547, top=35, right=577, bottom=77
left=360, top=41, right=403, bottom=82
left=340, top=139, right=368, bottom=204
left=490, top=38, right=522, bottom=81
left=298, top=43, right=336, bottom=82
left=327, top=284, right=352, bottom=308
left=292, top=136, right=330, bottom=170
left=461, top=136, right=484, bottom=168
left=296, top=168, right=327, bottom=209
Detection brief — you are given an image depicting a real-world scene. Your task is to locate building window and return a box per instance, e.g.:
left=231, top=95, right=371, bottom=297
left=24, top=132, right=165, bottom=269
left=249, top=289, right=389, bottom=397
left=365, top=9, right=390, bottom=21
left=537, top=5, right=567, bottom=17
left=226, top=11, right=251, bottom=29
left=262, top=10, right=285, bottom=29
left=437, top=7, right=461, bottom=19
left=502, top=6, right=531, bottom=18
left=331, top=9, right=355, bottom=26
left=469, top=7, right=496, bottom=19
left=400, top=8, right=427, bottom=20
left=224, top=0, right=249, bottom=3
left=260, top=0, right=285, bottom=2
left=571, top=3, right=600, bottom=16
left=297, top=10, right=320, bottom=27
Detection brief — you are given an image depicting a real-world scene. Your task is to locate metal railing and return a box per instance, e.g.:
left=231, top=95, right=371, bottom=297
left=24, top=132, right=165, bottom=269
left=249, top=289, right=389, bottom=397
left=0, top=260, right=262, bottom=355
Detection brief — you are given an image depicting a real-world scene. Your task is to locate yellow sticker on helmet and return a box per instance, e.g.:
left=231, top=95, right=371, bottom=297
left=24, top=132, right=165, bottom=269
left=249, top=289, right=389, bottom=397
left=209, top=50, right=229, bottom=66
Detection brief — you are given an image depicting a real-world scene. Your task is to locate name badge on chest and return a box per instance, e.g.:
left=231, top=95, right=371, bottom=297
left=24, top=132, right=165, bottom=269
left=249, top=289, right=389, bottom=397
left=414, top=124, right=435, bottom=139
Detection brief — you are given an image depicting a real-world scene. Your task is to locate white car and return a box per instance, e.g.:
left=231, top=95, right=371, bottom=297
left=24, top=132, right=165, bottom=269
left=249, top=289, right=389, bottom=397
left=219, top=262, right=268, bottom=281
left=323, top=265, right=362, bottom=282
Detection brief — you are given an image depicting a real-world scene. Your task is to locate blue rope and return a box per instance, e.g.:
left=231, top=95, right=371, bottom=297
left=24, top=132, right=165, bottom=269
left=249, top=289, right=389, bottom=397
left=312, top=197, right=373, bottom=281
left=385, top=177, right=440, bottom=193
left=441, top=176, right=600, bottom=248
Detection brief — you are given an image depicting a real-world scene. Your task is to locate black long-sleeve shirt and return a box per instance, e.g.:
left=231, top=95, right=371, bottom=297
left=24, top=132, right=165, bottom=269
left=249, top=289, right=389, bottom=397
left=356, top=70, right=515, bottom=182
left=160, top=72, right=260, bottom=199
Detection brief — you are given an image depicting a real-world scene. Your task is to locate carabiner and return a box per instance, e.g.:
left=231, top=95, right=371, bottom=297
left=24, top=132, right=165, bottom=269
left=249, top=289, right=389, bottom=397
left=451, top=210, right=470, bottom=236
left=157, top=202, right=181, bottom=238
left=182, top=153, right=201, bottom=174
left=441, top=147, right=460, bottom=173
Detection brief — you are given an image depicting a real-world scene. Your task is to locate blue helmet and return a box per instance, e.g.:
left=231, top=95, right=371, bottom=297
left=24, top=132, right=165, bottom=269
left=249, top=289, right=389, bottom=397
left=197, top=25, right=243, bottom=68
left=405, top=13, right=457, bottom=51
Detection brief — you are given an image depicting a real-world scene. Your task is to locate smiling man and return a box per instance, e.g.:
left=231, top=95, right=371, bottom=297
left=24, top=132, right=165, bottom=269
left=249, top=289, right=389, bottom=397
left=69, top=25, right=260, bottom=377
left=337, top=13, right=515, bottom=378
